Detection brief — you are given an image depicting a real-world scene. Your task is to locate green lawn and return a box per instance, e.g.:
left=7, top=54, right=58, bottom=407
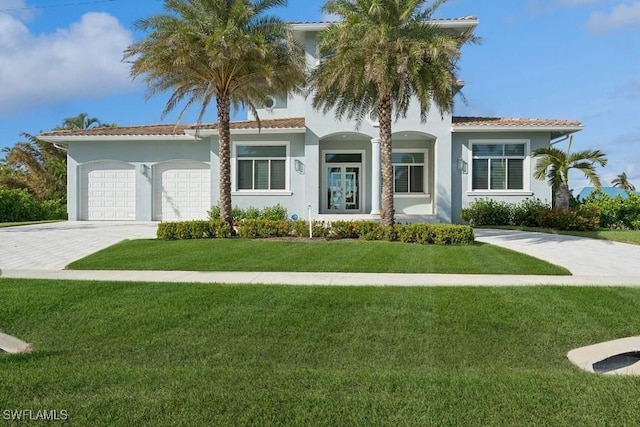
left=66, top=239, right=569, bottom=275
left=1, top=280, right=640, bottom=426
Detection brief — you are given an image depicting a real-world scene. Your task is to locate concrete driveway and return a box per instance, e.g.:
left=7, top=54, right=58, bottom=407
left=474, top=228, right=640, bottom=276
left=0, top=222, right=158, bottom=270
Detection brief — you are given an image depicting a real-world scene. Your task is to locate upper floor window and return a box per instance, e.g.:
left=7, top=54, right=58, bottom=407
left=392, top=151, right=425, bottom=194
left=236, top=144, right=287, bottom=191
left=471, top=141, right=527, bottom=191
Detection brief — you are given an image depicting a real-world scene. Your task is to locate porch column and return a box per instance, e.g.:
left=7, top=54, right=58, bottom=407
left=370, top=137, right=381, bottom=215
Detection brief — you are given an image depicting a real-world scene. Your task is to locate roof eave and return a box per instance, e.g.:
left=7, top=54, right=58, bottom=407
left=291, top=18, right=479, bottom=34
left=452, top=125, right=584, bottom=137
left=39, top=134, right=195, bottom=143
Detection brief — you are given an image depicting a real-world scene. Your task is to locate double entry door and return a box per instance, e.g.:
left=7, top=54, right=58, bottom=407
left=323, top=152, right=362, bottom=213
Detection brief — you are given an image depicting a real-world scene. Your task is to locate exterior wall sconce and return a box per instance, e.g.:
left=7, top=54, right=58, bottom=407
left=139, top=163, right=150, bottom=176
left=457, top=158, right=468, bottom=174
left=294, top=159, right=305, bottom=174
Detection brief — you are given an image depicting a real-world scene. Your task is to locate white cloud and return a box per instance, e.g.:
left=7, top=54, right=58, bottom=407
left=587, top=1, right=640, bottom=32
left=0, top=11, right=135, bottom=116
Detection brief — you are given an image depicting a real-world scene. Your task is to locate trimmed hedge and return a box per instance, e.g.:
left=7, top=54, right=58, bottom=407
left=461, top=198, right=551, bottom=227
left=157, top=219, right=474, bottom=245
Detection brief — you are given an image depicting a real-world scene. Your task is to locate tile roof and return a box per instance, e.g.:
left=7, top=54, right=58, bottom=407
left=452, top=116, right=582, bottom=128
left=41, top=117, right=306, bottom=137
left=196, top=117, right=305, bottom=131
left=41, top=116, right=582, bottom=138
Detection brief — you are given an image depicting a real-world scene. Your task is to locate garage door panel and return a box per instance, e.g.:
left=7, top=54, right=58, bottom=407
left=81, top=162, right=136, bottom=221
left=154, top=161, right=210, bottom=221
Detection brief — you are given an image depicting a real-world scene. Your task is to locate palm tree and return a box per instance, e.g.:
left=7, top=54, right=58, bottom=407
left=309, top=0, right=478, bottom=226
left=1, top=113, right=115, bottom=201
left=0, top=132, right=67, bottom=201
left=57, top=112, right=116, bottom=130
left=532, top=135, right=608, bottom=210
left=124, top=0, right=305, bottom=226
left=611, top=172, right=636, bottom=192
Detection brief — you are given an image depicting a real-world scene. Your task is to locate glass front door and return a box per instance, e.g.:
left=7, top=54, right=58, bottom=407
left=326, top=165, right=361, bottom=212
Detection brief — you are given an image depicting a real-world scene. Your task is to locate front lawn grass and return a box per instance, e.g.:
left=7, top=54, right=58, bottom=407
left=66, top=239, right=569, bottom=275
left=1, top=280, right=640, bottom=426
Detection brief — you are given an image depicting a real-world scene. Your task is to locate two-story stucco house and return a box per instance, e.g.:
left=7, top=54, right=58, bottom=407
left=40, top=18, right=582, bottom=223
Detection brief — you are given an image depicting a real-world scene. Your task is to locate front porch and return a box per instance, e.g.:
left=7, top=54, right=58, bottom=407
left=315, top=131, right=437, bottom=218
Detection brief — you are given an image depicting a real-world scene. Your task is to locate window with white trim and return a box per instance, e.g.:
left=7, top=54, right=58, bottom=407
left=392, top=151, right=425, bottom=194
left=471, top=142, right=526, bottom=191
left=236, top=145, right=287, bottom=191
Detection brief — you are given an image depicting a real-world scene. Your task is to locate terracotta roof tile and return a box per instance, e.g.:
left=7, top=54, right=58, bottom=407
left=196, top=117, right=305, bottom=131
left=41, top=117, right=306, bottom=137
left=41, top=123, right=190, bottom=137
left=452, top=116, right=582, bottom=128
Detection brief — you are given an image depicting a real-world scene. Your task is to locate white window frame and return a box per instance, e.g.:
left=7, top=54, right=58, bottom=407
left=468, top=139, right=532, bottom=196
left=392, top=149, right=429, bottom=198
left=232, top=141, right=291, bottom=195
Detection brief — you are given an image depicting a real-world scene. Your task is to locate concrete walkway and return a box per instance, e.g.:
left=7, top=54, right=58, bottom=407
left=1, top=223, right=640, bottom=286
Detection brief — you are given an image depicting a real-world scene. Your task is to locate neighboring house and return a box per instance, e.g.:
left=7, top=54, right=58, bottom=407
left=40, top=18, right=582, bottom=223
left=577, top=187, right=640, bottom=200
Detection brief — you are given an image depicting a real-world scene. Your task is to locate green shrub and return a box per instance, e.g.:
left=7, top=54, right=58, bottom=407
left=157, top=218, right=473, bottom=245
left=0, top=188, right=67, bottom=222
left=397, top=223, right=474, bottom=245
left=209, top=204, right=288, bottom=221
left=511, top=198, right=550, bottom=227
left=461, top=198, right=511, bottom=226
left=535, top=207, right=599, bottom=231
left=236, top=219, right=293, bottom=238
left=329, top=220, right=360, bottom=239
left=157, top=220, right=232, bottom=239
left=582, top=191, right=640, bottom=230
left=354, top=221, right=388, bottom=241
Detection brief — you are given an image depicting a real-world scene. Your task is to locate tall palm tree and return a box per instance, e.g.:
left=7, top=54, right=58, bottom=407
left=611, top=172, right=636, bottom=192
left=532, top=135, right=608, bottom=210
left=124, top=0, right=305, bottom=226
left=309, top=0, right=478, bottom=226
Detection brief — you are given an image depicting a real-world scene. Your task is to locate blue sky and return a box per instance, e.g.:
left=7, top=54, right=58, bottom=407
left=1, top=0, right=639, bottom=191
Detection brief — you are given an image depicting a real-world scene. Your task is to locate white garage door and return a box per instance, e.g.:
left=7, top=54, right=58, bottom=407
left=154, top=161, right=211, bottom=221
left=80, top=162, right=136, bottom=221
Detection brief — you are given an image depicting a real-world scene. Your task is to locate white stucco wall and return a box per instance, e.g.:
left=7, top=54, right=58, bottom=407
left=451, top=131, right=554, bottom=223
left=66, top=138, right=210, bottom=221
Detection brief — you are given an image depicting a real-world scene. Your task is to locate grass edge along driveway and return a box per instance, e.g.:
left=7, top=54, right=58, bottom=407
left=67, top=239, right=570, bottom=275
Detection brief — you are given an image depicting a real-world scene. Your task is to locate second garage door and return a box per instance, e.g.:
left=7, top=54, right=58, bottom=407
left=154, top=161, right=211, bottom=221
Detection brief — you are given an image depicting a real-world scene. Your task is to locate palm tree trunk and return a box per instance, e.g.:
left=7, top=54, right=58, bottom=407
left=378, top=93, right=395, bottom=227
left=555, top=182, right=570, bottom=211
left=217, top=95, right=233, bottom=228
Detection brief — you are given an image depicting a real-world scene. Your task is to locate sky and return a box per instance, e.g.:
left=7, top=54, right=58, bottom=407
left=0, top=0, right=639, bottom=191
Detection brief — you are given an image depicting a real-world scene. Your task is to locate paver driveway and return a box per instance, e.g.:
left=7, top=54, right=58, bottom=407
left=0, top=222, right=158, bottom=270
